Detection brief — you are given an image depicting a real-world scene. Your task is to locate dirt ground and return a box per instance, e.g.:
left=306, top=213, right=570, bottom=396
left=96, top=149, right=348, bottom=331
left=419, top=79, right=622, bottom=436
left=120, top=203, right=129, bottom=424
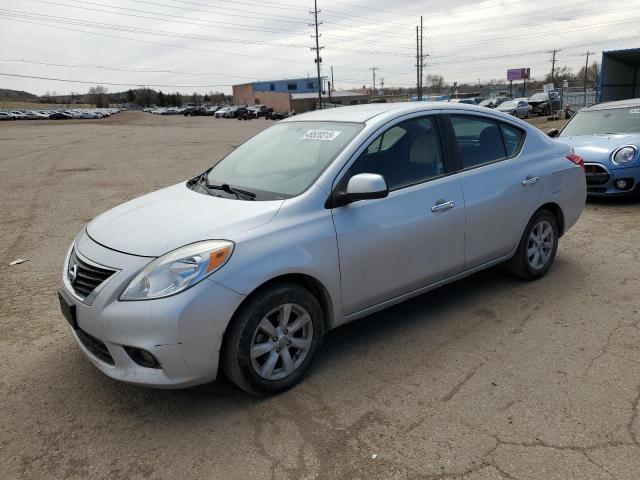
left=1, top=111, right=639, bottom=480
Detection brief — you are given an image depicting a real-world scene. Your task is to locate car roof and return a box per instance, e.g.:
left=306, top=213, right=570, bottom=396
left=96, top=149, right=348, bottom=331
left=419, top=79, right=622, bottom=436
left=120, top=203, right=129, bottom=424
left=584, top=98, right=640, bottom=111
left=282, top=101, right=503, bottom=124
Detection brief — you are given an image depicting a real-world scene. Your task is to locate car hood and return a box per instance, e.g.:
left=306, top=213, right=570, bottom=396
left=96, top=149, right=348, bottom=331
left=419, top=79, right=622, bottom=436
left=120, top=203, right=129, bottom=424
left=87, top=183, right=284, bottom=257
left=559, top=133, right=640, bottom=165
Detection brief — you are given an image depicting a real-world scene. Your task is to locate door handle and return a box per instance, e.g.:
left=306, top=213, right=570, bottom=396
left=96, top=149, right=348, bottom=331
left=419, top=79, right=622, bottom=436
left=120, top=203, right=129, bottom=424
left=522, top=176, right=540, bottom=186
left=431, top=200, right=455, bottom=212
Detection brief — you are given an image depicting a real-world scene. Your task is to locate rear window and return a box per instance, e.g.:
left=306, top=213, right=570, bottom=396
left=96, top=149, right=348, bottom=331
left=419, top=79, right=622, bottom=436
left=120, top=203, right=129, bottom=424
left=450, top=115, right=524, bottom=168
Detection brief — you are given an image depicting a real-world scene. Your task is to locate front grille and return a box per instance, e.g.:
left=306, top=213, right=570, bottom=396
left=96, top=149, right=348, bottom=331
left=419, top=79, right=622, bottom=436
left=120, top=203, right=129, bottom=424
left=76, top=329, right=115, bottom=365
left=68, top=250, right=116, bottom=299
left=584, top=164, right=611, bottom=186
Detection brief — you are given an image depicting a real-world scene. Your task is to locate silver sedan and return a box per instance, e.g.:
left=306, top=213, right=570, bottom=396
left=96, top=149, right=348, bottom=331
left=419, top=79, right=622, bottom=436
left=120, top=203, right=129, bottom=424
left=59, top=102, right=586, bottom=394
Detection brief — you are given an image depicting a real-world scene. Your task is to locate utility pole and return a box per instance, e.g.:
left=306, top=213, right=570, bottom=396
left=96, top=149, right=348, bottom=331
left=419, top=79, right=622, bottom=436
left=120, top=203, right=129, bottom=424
left=583, top=51, right=595, bottom=105
left=420, top=16, right=424, bottom=99
left=380, top=77, right=384, bottom=96
left=583, top=51, right=595, bottom=92
left=370, top=67, right=378, bottom=94
left=310, top=0, right=323, bottom=110
left=330, top=65, right=334, bottom=95
left=416, top=26, right=420, bottom=100
left=548, top=49, right=560, bottom=86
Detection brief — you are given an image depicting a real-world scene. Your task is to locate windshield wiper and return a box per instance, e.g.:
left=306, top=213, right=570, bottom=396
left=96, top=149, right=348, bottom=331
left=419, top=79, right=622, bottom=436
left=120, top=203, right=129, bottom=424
left=206, top=183, right=256, bottom=200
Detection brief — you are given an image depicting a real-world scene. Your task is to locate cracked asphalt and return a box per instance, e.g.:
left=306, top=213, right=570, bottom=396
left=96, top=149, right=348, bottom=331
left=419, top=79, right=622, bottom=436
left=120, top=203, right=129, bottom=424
left=1, top=111, right=639, bottom=480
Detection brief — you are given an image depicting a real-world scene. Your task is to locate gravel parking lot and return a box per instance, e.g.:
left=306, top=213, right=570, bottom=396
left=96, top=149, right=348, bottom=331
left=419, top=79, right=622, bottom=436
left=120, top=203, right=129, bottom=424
left=1, top=111, right=639, bottom=480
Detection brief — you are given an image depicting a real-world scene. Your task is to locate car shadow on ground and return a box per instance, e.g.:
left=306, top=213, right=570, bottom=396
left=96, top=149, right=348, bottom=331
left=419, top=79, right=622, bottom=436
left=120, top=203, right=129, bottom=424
left=587, top=194, right=640, bottom=206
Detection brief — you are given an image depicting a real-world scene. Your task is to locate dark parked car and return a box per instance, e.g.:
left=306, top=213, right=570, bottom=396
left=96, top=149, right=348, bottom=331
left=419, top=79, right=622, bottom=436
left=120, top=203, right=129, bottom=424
left=183, top=107, right=207, bottom=116
left=248, top=105, right=273, bottom=118
left=49, top=111, right=74, bottom=120
left=266, top=111, right=295, bottom=120
left=479, top=97, right=510, bottom=109
left=528, top=92, right=561, bottom=116
left=225, top=106, right=248, bottom=118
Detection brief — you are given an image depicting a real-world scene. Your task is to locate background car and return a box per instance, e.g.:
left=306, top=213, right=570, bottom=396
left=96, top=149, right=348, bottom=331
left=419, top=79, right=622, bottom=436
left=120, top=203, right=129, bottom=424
left=0, top=111, right=15, bottom=121
left=528, top=91, right=562, bottom=116
left=248, top=105, right=273, bottom=118
left=497, top=99, right=532, bottom=118
left=224, top=106, right=249, bottom=118
left=214, top=106, right=231, bottom=118
left=10, top=110, right=27, bottom=120
left=449, top=98, right=477, bottom=105
left=551, top=99, right=640, bottom=196
left=48, top=111, right=74, bottom=120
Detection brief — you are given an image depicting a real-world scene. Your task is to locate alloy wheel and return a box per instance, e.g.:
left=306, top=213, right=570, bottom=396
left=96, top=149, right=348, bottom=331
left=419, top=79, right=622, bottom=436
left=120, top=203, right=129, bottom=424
left=250, top=303, right=313, bottom=381
left=527, top=220, right=554, bottom=269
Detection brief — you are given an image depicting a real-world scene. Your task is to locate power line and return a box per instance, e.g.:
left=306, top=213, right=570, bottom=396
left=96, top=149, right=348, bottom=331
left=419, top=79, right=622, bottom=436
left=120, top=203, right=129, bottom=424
left=26, top=0, right=309, bottom=35
left=0, top=72, right=236, bottom=88
left=0, top=57, right=262, bottom=80
left=0, top=9, right=414, bottom=57
left=437, top=15, right=640, bottom=49
left=0, top=15, right=307, bottom=64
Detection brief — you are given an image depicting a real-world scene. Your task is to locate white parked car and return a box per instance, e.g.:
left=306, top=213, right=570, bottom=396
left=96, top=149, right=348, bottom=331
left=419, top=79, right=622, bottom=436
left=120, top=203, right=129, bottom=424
left=59, top=103, right=586, bottom=394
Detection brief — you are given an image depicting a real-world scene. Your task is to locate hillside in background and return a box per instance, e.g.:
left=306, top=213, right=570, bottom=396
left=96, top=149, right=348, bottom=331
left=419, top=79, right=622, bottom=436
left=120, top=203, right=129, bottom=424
left=0, top=89, right=40, bottom=102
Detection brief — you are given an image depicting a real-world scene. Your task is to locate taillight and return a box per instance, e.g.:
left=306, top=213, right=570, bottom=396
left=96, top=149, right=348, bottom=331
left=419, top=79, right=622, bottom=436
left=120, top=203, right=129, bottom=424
left=566, top=152, right=585, bottom=170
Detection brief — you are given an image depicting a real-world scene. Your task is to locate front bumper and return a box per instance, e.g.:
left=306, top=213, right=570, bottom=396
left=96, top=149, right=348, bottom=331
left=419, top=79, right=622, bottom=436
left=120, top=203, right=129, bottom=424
left=60, top=232, right=245, bottom=388
left=585, top=163, right=640, bottom=196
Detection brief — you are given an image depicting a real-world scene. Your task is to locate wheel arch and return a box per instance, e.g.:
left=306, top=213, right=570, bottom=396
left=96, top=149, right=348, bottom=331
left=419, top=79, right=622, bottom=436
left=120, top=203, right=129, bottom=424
left=223, top=273, right=335, bottom=342
left=537, top=202, right=565, bottom=236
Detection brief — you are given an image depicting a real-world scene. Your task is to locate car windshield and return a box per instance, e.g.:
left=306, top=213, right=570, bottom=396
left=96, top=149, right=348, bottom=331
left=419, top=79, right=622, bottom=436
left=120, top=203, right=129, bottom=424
left=204, top=121, right=362, bottom=199
left=560, top=107, right=640, bottom=136
left=500, top=101, right=517, bottom=108
left=529, top=93, right=547, bottom=101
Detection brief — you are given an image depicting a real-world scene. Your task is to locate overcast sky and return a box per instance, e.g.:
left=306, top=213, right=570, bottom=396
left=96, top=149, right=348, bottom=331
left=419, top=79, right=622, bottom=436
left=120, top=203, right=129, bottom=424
left=1, top=0, right=638, bottom=95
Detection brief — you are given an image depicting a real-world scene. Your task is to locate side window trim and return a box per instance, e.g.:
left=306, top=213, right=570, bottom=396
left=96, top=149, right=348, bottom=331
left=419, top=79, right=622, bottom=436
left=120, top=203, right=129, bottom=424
left=442, top=113, right=527, bottom=174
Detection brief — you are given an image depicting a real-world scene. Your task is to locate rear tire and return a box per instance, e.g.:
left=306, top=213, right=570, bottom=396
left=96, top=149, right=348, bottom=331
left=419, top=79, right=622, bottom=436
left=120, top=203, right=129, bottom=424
left=506, top=209, right=559, bottom=280
left=221, top=282, right=324, bottom=395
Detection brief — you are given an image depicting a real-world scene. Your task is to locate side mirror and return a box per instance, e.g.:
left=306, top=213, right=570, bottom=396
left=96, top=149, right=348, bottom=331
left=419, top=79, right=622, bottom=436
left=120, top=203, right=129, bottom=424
left=333, top=173, right=388, bottom=207
left=547, top=128, right=559, bottom=138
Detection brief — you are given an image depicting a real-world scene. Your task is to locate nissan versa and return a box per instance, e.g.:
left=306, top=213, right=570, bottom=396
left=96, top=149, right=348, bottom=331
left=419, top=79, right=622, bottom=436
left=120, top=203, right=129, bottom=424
left=59, top=103, right=586, bottom=395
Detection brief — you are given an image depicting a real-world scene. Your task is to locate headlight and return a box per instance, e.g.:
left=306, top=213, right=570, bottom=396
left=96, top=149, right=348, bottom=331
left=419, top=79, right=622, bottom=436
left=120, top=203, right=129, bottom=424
left=612, top=146, right=637, bottom=165
left=120, top=240, right=234, bottom=301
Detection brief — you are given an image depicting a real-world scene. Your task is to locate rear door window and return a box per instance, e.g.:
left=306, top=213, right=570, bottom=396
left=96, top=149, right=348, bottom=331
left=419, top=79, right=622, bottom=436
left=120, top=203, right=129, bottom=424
left=450, top=115, right=507, bottom=168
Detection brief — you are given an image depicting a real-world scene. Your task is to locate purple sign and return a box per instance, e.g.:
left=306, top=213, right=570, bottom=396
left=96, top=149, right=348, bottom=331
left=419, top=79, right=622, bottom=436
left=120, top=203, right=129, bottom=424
left=507, top=68, right=530, bottom=81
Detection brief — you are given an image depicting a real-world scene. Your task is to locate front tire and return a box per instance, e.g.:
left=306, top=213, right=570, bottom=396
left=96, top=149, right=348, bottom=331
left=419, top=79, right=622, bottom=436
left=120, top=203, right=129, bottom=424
left=221, top=282, right=324, bottom=395
left=506, top=209, right=559, bottom=280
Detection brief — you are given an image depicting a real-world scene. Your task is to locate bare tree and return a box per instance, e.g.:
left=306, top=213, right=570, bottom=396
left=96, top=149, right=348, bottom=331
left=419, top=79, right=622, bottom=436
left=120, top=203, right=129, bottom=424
left=88, top=85, right=109, bottom=108
left=425, top=75, right=445, bottom=94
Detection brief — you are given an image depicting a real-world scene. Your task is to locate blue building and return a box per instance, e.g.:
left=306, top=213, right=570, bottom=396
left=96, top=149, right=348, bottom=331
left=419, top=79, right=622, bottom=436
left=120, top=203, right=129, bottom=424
left=251, top=77, right=323, bottom=94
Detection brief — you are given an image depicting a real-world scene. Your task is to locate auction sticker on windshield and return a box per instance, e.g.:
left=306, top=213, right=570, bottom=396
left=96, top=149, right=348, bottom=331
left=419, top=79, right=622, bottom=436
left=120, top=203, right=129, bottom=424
left=630, top=108, right=640, bottom=115
left=302, top=130, right=342, bottom=141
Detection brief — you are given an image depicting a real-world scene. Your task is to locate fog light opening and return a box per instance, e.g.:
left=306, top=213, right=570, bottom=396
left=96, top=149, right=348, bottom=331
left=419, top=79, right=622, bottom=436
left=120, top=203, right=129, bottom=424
left=124, top=346, right=161, bottom=369
left=615, top=179, right=628, bottom=190
left=614, top=178, right=634, bottom=191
